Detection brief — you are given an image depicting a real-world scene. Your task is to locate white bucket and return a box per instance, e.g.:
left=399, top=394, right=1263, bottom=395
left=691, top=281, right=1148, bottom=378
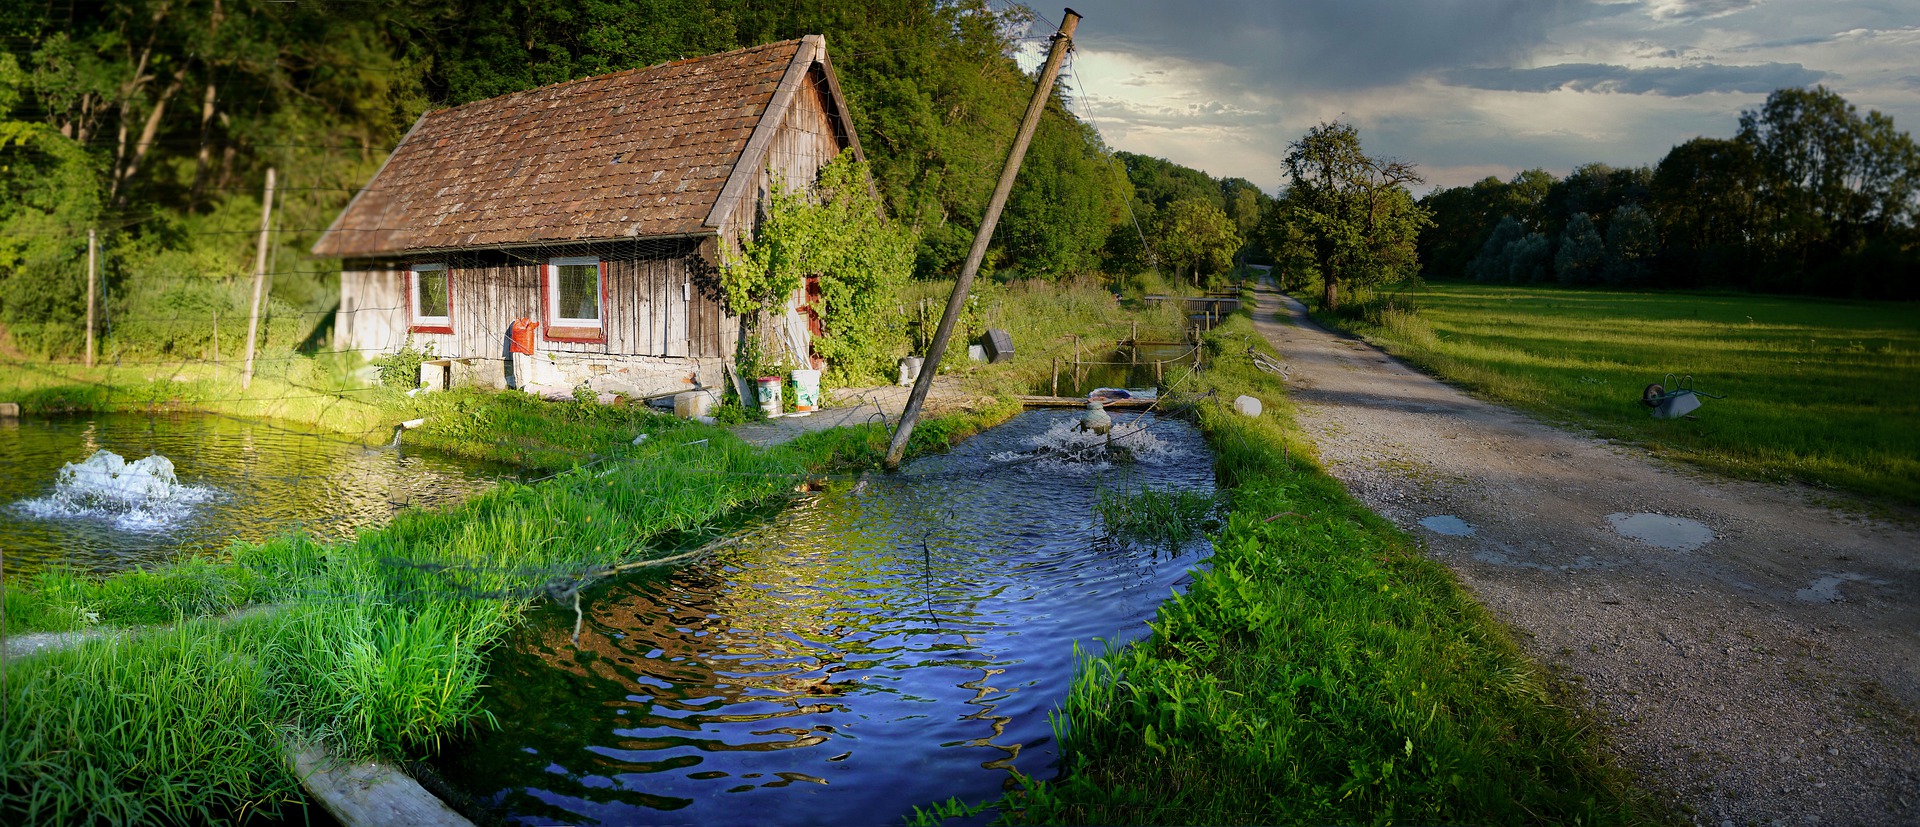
left=755, top=376, right=783, bottom=417
left=791, top=369, right=821, bottom=413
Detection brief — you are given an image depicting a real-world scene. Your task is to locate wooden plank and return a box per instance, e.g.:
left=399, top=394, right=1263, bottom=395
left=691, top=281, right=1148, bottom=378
left=285, top=742, right=474, bottom=827
left=1015, top=395, right=1157, bottom=409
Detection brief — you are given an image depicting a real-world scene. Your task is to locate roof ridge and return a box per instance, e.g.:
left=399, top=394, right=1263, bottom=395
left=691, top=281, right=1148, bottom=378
left=426, top=38, right=810, bottom=119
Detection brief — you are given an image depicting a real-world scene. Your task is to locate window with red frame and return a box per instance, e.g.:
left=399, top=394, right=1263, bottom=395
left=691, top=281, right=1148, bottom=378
left=409, top=263, right=452, bottom=333
left=543, top=256, right=605, bottom=341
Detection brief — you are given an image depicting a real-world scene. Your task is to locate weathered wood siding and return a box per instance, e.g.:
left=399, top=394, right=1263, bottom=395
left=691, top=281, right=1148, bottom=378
left=335, top=240, right=727, bottom=361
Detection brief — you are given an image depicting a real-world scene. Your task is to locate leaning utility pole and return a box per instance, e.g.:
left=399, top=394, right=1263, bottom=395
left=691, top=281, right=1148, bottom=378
left=241, top=167, right=275, bottom=390
left=84, top=228, right=97, bottom=368
left=884, top=8, right=1080, bottom=469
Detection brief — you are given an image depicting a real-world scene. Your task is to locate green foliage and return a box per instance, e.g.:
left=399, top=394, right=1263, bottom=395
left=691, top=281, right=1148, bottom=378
left=372, top=337, right=435, bottom=389
left=1554, top=212, right=1605, bottom=286
left=1280, top=121, right=1431, bottom=310
left=0, top=53, right=102, bottom=357
left=728, top=152, right=916, bottom=383
left=1323, top=283, right=1920, bottom=506
left=1153, top=197, right=1241, bottom=287
left=1602, top=203, right=1659, bottom=286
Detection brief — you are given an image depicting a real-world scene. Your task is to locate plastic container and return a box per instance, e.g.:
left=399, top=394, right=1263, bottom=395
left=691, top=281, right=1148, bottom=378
left=755, top=376, right=783, bottom=417
left=791, top=369, right=821, bottom=413
left=673, top=389, right=716, bottom=419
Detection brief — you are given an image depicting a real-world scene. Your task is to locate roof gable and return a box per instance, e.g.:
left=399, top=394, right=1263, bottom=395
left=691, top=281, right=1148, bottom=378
left=313, top=37, right=857, bottom=258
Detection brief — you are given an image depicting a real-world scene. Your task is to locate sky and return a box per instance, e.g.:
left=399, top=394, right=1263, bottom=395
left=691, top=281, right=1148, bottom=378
left=1009, top=0, right=1920, bottom=193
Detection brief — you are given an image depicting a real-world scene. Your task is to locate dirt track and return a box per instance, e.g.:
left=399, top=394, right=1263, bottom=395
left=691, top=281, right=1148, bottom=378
left=1249, top=279, right=1920, bottom=825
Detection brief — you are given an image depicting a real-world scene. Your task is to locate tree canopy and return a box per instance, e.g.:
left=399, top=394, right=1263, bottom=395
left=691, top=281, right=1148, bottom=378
left=1279, top=121, right=1430, bottom=310
left=1419, top=86, right=1920, bottom=299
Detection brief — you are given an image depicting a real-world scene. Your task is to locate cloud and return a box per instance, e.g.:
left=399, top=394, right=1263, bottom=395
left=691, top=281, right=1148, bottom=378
left=1645, top=0, right=1761, bottom=22
left=1444, top=61, right=1824, bottom=95
left=1059, top=0, right=1599, bottom=93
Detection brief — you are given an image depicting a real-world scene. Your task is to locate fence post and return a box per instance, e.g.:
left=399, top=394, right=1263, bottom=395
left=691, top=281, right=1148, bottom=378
left=1051, top=357, right=1059, bottom=397
left=241, top=167, right=276, bottom=390
left=85, top=228, right=97, bottom=368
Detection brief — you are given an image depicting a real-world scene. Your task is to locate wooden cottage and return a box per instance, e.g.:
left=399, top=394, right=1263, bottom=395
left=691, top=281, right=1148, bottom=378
left=312, top=36, right=863, bottom=396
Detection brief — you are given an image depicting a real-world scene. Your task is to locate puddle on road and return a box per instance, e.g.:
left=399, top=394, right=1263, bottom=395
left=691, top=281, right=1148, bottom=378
left=1796, top=572, right=1887, bottom=603
left=1607, top=512, right=1714, bottom=551
left=1418, top=515, right=1476, bottom=537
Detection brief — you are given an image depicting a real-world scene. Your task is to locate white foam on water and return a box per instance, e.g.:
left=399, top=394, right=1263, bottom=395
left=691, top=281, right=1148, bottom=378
left=14, top=450, right=215, bottom=531
left=990, top=418, right=1183, bottom=475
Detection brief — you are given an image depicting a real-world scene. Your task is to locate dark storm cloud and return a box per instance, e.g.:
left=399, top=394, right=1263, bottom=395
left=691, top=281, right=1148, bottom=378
left=1064, top=0, right=1601, bottom=92
left=1445, top=61, right=1826, bottom=95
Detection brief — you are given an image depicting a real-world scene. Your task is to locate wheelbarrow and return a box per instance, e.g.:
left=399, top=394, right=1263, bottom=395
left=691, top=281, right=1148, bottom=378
left=1641, top=373, right=1724, bottom=419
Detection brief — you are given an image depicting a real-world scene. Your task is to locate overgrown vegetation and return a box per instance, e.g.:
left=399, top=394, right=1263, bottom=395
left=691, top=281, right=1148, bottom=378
left=724, top=152, right=916, bottom=384
left=1313, top=283, right=1920, bottom=508
left=919, top=313, right=1656, bottom=825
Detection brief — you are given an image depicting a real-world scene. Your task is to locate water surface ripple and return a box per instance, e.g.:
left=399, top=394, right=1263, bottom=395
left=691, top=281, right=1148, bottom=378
left=1, top=412, right=507, bottom=573
left=439, top=411, right=1214, bottom=826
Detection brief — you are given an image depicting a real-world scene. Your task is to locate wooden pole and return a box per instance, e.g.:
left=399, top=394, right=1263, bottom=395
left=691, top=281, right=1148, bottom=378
left=1130, top=320, right=1137, bottom=364
left=1051, top=357, right=1059, bottom=397
left=84, top=228, right=97, bottom=368
left=241, top=167, right=275, bottom=390
left=1074, top=334, right=1081, bottom=368
left=884, top=9, right=1080, bottom=469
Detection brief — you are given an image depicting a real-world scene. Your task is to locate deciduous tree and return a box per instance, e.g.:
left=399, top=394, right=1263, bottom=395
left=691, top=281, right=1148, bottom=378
left=1281, top=121, right=1429, bottom=310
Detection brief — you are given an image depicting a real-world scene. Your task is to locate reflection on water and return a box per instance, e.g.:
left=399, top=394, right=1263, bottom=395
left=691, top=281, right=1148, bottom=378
left=438, top=411, right=1214, bottom=826
left=0, top=412, right=509, bottom=574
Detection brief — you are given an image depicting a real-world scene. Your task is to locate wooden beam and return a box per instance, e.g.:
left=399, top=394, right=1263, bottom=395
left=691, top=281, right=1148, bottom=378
left=1016, top=395, right=1156, bottom=409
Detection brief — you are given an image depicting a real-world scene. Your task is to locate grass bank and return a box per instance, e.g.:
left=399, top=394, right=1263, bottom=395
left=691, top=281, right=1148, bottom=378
left=922, top=313, right=1658, bottom=825
left=1, top=389, right=1020, bottom=824
left=1314, top=283, right=1920, bottom=507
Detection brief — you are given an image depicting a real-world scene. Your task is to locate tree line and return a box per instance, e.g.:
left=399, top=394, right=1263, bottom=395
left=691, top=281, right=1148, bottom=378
left=1419, top=87, right=1920, bottom=299
left=0, top=0, right=1149, bottom=359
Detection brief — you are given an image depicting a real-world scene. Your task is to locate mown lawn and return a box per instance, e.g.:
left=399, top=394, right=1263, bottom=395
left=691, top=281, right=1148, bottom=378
left=1332, top=284, right=1920, bottom=507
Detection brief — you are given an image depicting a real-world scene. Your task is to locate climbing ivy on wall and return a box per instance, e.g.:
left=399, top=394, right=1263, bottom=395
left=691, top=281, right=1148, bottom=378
left=726, top=151, right=917, bottom=382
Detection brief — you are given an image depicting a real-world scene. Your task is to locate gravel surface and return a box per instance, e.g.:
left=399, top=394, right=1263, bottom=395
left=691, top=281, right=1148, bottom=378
left=1249, top=279, right=1920, bottom=826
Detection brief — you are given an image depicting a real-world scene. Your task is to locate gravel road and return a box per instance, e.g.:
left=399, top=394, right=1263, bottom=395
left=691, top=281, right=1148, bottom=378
left=1249, top=279, right=1920, bottom=826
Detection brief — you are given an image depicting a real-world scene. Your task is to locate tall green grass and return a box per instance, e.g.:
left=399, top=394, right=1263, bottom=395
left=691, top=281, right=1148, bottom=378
left=920, top=314, right=1658, bottom=825
left=1324, top=284, right=1920, bottom=506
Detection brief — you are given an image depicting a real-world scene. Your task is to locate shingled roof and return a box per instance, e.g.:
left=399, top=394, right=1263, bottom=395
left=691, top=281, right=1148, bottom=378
left=312, top=36, right=858, bottom=258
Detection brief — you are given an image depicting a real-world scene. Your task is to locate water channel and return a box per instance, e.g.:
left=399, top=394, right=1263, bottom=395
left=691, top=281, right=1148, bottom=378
left=1, top=412, right=509, bottom=575
left=437, top=410, right=1216, bottom=826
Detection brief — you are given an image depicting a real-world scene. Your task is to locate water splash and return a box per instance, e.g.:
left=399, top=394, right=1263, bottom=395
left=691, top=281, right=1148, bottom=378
left=988, top=417, right=1181, bottom=475
left=15, top=450, right=215, bottom=531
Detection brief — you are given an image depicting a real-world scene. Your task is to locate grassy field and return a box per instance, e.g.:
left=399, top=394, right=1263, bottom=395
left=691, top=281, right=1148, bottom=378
left=918, top=313, right=1660, bottom=826
left=1326, top=284, right=1920, bottom=508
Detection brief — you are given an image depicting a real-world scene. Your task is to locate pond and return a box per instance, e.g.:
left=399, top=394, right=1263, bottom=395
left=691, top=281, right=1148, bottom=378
left=436, top=410, right=1216, bottom=826
left=0, top=412, right=511, bottom=575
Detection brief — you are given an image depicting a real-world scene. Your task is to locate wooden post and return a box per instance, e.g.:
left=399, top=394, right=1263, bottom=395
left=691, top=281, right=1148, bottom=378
left=84, top=228, right=97, bottom=368
left=1051, top=357, right=1059, bottom=397
left=884, top=9, right=1080, bottom=469
left=1130, top=320, right=1137, bottom=364
left=241, top=168, right=275, bottom=390
left=1155, top=360, right=1163, bottom=384
left=1074, top=334, right=1081, bottom=367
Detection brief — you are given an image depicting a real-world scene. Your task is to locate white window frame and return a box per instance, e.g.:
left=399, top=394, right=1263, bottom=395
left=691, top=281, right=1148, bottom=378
left=544, top=256, right=604, bottom=330
left=409, top=263, right=451, bottom=329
